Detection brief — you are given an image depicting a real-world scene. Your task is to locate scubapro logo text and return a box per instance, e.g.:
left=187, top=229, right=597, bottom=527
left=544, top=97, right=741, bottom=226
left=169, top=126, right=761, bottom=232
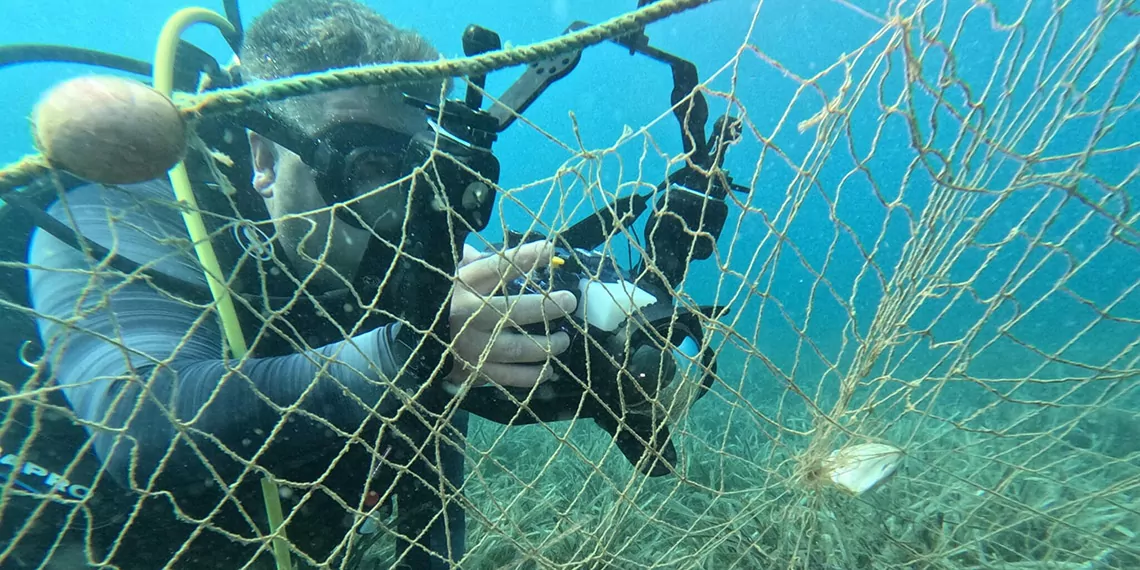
left=0, top=451, right=91, bottom=500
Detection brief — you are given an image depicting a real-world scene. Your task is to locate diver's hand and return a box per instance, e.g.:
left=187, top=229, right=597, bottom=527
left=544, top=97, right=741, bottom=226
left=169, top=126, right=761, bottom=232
left=446, top=241, right=576, bottom=389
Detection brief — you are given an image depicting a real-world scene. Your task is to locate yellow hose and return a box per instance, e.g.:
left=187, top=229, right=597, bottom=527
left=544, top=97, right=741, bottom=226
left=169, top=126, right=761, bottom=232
left=153, top=8, right=290, bottom=570
left=154, top=8, right=248, bottom=358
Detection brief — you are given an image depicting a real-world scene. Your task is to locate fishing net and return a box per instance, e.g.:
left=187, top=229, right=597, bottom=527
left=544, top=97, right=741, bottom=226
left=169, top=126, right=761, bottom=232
left=2, top=0, right=1138, bottom=568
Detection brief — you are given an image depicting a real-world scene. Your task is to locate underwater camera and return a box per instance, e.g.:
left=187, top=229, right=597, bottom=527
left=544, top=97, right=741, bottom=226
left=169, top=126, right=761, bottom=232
left=458, top=244, right=718, bottom=477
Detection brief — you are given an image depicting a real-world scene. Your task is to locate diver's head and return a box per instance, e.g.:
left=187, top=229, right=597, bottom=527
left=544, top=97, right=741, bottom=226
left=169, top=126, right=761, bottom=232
left=237, top=0, right=450, bottom=283
left=245, top=87, right=432, bottom=280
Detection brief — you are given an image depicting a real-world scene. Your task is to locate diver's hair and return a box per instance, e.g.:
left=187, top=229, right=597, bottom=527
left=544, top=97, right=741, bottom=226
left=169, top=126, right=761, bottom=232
left=238, top=0, right=450, bottom=134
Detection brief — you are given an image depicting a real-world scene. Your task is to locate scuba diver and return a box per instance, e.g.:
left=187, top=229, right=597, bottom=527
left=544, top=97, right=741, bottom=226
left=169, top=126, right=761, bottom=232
left=0, top=0, right=746, bottom=568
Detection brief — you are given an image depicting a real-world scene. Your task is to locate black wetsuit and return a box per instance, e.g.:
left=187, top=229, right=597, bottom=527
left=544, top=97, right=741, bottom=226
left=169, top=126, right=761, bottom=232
left=20, top=180, right=466, bottom=568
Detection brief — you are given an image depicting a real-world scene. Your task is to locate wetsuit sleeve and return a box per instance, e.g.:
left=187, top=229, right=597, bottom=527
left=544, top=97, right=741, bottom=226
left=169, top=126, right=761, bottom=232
left=27, top=181, right=413, bottom=488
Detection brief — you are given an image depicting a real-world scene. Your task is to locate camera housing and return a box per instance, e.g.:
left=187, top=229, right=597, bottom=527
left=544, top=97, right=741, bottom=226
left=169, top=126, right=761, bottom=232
left=459, top=245, right=717, bottom=476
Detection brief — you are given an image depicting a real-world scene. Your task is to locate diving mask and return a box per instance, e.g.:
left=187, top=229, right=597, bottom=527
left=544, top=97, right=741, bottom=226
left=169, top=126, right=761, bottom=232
left=303, top=120, right=500, bottom=233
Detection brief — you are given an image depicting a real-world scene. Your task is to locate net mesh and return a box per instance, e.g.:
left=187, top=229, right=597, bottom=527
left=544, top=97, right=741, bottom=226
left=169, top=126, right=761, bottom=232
left=2, top=0, right=1139, bottom=569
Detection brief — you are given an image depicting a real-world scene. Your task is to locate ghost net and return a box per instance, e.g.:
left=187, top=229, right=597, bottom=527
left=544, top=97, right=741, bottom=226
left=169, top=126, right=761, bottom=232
left=0, top=0, right=1138, bottom=569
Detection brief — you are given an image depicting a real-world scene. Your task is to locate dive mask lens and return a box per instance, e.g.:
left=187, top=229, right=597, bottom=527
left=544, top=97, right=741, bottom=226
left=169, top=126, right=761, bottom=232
left=344, top=148, right=413, bottom=234
left=309, top=123, right=414, bottom=229
left=344, top=147, right=406, bottom=194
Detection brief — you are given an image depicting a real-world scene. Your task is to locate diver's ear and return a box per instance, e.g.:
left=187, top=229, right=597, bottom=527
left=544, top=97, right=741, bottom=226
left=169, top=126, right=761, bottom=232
left=248, top=131, right=277, bottom=197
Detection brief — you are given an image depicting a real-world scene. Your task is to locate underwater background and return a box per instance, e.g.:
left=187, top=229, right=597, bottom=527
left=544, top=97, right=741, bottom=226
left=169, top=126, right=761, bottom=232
left=2, top=0, right=1138, bottom=568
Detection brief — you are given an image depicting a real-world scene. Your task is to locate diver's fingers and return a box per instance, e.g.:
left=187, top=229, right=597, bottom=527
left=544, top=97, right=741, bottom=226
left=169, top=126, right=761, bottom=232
left=447, top=347, right=558, bottom=387
left=452, top=327, right=570, bottom=365
left=469, top=362, right=552, bottom=388
left=457, top=241, right=554, bottom=295
left=458, top=244, right=482, bottom=267
left=460, top=291, right=577, bottom=328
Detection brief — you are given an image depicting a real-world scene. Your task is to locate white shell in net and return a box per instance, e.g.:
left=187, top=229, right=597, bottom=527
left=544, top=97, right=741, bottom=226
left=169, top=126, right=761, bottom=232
left=824, top=442, right=904, bottom=495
